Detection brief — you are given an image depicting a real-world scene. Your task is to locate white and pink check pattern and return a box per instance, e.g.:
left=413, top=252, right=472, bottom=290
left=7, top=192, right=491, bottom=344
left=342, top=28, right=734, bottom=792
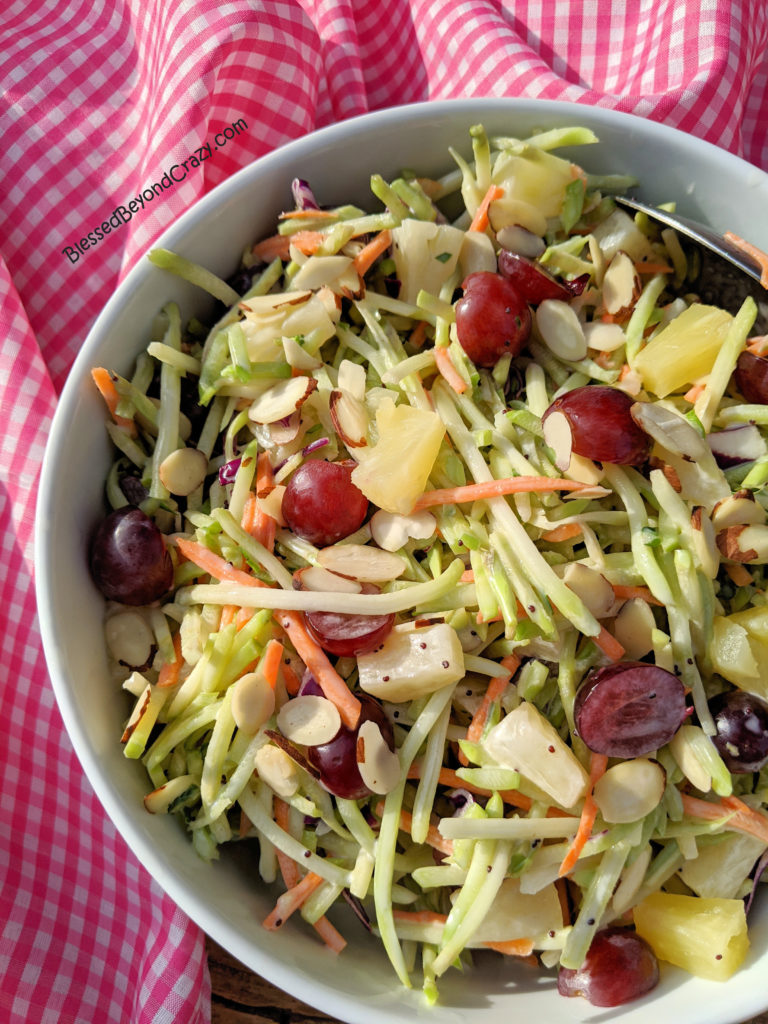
left=1, top=1, right=767, bottom=1021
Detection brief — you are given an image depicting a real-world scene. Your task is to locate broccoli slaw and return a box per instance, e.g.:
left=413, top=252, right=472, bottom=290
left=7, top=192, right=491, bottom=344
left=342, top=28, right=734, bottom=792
left=90, top=123, right=768, bottom=1007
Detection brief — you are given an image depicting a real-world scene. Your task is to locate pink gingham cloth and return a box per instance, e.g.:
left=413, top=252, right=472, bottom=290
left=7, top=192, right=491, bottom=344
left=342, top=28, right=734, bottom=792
left=2, top=1, right=767, bottom=1020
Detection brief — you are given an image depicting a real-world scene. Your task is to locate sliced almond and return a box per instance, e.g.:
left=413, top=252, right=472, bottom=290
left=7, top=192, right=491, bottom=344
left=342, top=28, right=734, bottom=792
left=289, top=255, right=353, bottom=291
left=256, top=482, right=286, bottom=526
left=282, top=336, right=323, bottom=371
left=601, top=250, right=640, bottom=316
left=105, top=610, right=155, bottom=669
left=337, top=359, right=367, bottom=402
left=536, top=300, right=587, bottom=362
left=565, top=452, right=604, bottom=486
left=716, top=523, right=768, bottom=564
left=293, top=565, right=362, bottom=593
left=268, top=411, right=302, bottom=446
left=254, top=743, right=299, bottom=799
left=613, top=597, right=656, bottom=659
left=232, top=670, right=276, bottom=734
left=611, top=844, right=653, bottom=916
left=495, top=224, right=546, bottom=258
left=277, top=695, right=341, bottom=746
left=356, top=719, right=401, bottom=795
left=459, top=230, right=497, bottom=277
left=629, top=401, right=709, bottom=462
left=542, top=409, right=573, bottom=472
left=690, top=506, right=720, bottom=579
left=592, top=758, right=666, bottom=823
left=584, top=321, right=626, bottom=353
left=144, top=774, right=196, bottom=814
left=711, top=490, right=767, bottom=531
left=369, top=509, right=437, bottom=552
left=562, top=563, right=617, bottom=619
left=562, top=484, right=612, bottom=500
left=329, top=388, right=369, bottom=448
left=248, top=376, right=318, bottom=425
left=159, top=447, right=209, bottom=496
left=317, top=544, right=407, bottom=582
left=668, top=725, right=713, bottom=794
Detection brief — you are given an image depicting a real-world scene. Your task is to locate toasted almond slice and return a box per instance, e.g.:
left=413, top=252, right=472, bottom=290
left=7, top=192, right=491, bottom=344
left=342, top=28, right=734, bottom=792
left=602, top=250, right=640, bottom=316
left=277, top=695, right=341, bottom=746
left=562, top=484, right=612, bottom=500
left=690, top=506, right=720, bottom=579
left=256, top=482, right=286, bottom=526
left=232, top=670, right=276, bottom=735
left=629, top=401, right=710, bottom=462
left=289, top=255, right=353, bottom=291
left=459, top=230, right=497, bottom=276
left=716, top=523, right=768, bottom=564
left=565, top=452, right=604, bottom=486
left=356, top=719, right=401, bottom=795
left=536, top=300, right=587, bottom=362
left=592, top=758, right=666, bottom=823
left=584, top=321, right=626, bottom=352
left=282, top=336, right=323, bottom=371
left=613, top=597, right=657, bottom=659
left=254, top=743, right=299, bottom=799
left=329, top=388, right=369, bottom=448
left=369, top=509, right=437, bottom=552
left=337, top=359, right=367, bottom=402
left=562, top=563, right=617, bottom=619
left=293, top=565, right=363, bottom=593
left=105, top=610, right=155, bottom=669
left=495, top=224, right=546, bottom=258
left=317, top=544, right=407, bottom=582
left=711, top=490, right=767, bottom=530
left=268, top=411, right=302, bottom=446
left=144, top=774, right=196, bottom=814
left=668, top=725, right=713, bottom=794
left=542, top=409, right=573, bottom=472
left=159, top=447, right=209, bottom=496
left=248, top=377, right=318, bottom=424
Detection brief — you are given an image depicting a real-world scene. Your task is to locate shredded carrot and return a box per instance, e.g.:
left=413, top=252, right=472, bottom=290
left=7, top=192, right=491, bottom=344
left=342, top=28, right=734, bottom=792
left=353, top=228, right=392, bottom=276
left=260, top=638, right=284, bottom=691
left=724, top=231, right=768, bottom=288
left=747, top=335, right=768, bottom=356
left=311, top=915, right=347, bottom=954
left=240, top=492, right=258, bottom=534
left=275, top=610, right=361, bottom=730
left=408, top=763, right=539, bottom=814
left=409, top=320, right=429, bottom=349
left=218, top=605, right=238, bottom=630
left=635, top=261, right=674, bottom=275
left=282, top=660, right=301, bottom=695
left=235, top=607, right=254, bottom=631
left=593, top=350, right=615, bottom=369
left=593, top=625, right=626, bottom=662
left=263, top=871, right=324, bottom=930
left=414, top=475, right=587, bottom=511
left=725, top=563, right=753, bottom=587
left=174, top=537, right=262, bottom=588
left=91, top=367, right=137, bottom=436
left=611, top=583, right=663, bottom=606
left=274, top=798, right=301, bottom=888
left=459, top=655, right=520, bottom=766
left=256, top=451, right=275, bottom=493
left=251, top=234, right=291, bottom=262
left=243, top=495, right=277, bottom=551
left=684, top=381, right=707, bottom=404
left=289, top=230, right=328, bottom=256
left=278, top=208, right=338, bottom=221
left=377, top=802, right=453, bottom=855
left=469, top=184, right=505, bottom=233
left=434, top=346, right=467, bottom=394
left=681, top=793, right=768, bottom=845
left=157, top=632, right=183, bottom=688
left=460, top=569, right=475, bottom=583
left=393, top=909, right=447, bottom=926
left=542, top=522, right=583, bottom=543
left=558, top=752, right=609, bottom=877
left=618, top=363, right=633, bottom=380
left=484, top=938, right=535, bottom=957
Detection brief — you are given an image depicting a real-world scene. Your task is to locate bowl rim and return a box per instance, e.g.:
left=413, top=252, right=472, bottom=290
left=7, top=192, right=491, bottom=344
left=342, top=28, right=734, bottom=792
left=35, top=96, right=768, bottom=1024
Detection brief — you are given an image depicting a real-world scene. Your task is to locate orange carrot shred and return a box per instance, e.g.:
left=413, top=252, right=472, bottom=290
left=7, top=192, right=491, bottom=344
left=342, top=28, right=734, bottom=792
left=260, top=638, right=284, bottom=691
left=175, top=537, right=262, bottom=588
left=312, top=915, right=347, bottom=954
left=434, top=346, right=467, bottom=394
left=91, top=367, right=137, bottom=436
left=414, top=475, right=587, bottom=511
left=353, top=229, right=392, bottom=276
left=274, top=798, right=300, bottom=888
left=684, top=382, right=707, bottom=404
left=218, top=605, right=238, bottom=630
left=634, top=261, right=674, bottom=274
left=459, top=655, right=520, bottom=766
left=484, top=938, right=535, bottom=956
left=558, top=752, right=609, bottom=877
left=407, top=763, right=535, bottom=814
left=393, top=909, right=447, bottom=926
left=157, top=632, right=183, bottom=688
left=251, top=234, right=291, bottom=262
left=460, top=569, right=475, bottom=583
left=724, top=231, right=768, bottom=288
left=725, top=563, right=753, bottom=587
left=682, top=793, right=768, bottom=845
left=611, top=583, right=663, bottom=606
left=542, top=522, right=583, bottom=543
left=289, top=230, right=328, bottom=256
left=469, top=184, right=505, bottom=233
left=376, top=803, right=453, bottom=855
left=282, top=660, right=301, bottom=695
left=263, top=871, right=324, bottom=930
left=278, top=208, right=338, bottom=221
left=409, top=320, right=429, bottom=349
left=593, top=625, right=625, bottom=662
left=256, top=451, right=274, bottom=492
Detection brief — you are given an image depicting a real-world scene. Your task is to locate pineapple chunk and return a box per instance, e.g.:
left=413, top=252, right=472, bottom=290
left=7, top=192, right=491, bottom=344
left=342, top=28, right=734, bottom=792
left=633, top=303, right=733, bottom=398
left=484, top=700, right=589, bottom=809
left=680, top=833, right=767, bottom=900
left=351, top=398, right=445, bottom=515
left=710, top=606, right=768, bottom=700
left=390, top=219, right=465, bottom=305
left=633, top=892, right=749, bottom=981
left=493, top=146, right=579, bottom=220
left=467, top=877, right=563, bottom=945
left=357, top=622, right=464, bottom=702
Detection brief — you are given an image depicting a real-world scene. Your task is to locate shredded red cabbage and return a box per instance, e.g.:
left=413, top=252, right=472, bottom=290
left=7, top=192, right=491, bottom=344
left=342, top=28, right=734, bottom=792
left=291, top=177, right=319, bottom=211
left=218, top=457, right=241, bottom=486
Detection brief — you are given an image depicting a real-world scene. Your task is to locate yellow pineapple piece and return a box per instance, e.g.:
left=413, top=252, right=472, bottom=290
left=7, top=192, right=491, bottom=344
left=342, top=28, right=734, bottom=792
left=633, top=892, right=749, bottom=981
left=493, top=147, right=579, bottom=219
left=710, top=606, right=768, bottom=700
left=351, top=398, right=445, bottom=515
left=633, top=303, right=733, bottom=398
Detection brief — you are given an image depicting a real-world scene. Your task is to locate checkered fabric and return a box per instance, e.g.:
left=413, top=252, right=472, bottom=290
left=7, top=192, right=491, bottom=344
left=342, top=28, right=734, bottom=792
left=1, top=1, right=767, bottom=1021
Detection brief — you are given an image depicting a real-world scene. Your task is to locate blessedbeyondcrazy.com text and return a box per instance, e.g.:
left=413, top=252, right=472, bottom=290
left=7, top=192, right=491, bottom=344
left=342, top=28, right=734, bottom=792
left=61, top=119, right=248, bottom=264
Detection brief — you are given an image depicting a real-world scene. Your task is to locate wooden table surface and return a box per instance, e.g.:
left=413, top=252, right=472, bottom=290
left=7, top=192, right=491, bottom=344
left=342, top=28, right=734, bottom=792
left=206, top=934, right=768, bottom=1024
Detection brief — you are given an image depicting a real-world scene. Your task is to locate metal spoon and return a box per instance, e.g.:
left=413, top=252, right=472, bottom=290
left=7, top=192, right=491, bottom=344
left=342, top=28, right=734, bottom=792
left=612, top=195, right=765, bottom=287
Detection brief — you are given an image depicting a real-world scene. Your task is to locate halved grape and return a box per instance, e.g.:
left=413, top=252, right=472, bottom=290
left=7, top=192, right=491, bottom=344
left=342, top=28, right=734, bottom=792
left=307, top=694, right=394, bottom=799
left=455, top=271, right=532, bottom=367
left=543, top=386, right=651, bottom=467
left=574, top=661, right=688, bottom=757
left=734, top=349, right=768, bottom=405
left=710, top=689, right=768, bottom=773
left=558, top=927, right=659, bottom=1007
left=498, top=250, right=573, bottom=304
left=89, top=506, right=174, bottom=605
left=282, top=460, right=368, bottom=546
left=306, top=583, right=395, bottom=657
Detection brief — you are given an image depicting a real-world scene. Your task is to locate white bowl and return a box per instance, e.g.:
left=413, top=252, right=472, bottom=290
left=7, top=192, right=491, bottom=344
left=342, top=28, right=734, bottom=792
left=36, top=99, right=768, bottom=1024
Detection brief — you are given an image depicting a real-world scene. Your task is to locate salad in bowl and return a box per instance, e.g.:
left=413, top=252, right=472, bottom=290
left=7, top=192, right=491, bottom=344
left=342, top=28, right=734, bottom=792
left=83, top=119, right=768, bottom=1012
